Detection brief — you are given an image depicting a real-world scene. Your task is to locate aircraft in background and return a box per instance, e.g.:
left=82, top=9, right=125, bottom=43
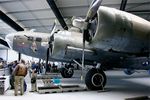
left=5, top=0, right=150, bottom=90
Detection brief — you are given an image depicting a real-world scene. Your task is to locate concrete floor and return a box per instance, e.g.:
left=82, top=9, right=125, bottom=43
left=0, top=69, right=150, bottom=100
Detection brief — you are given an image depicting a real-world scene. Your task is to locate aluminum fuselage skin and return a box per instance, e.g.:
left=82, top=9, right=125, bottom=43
left=6, top=32, right=69, bottom=62
left=6, top=31, right=102, bottom=63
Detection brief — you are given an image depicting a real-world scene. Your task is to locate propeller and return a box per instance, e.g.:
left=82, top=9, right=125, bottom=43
left=81, top=0, right=102, bottom=79
left=45, top=21, right=57, bottom=73
left=84, top=0, right=102, bottom=41
left=49, top=20, right=57, bottom=56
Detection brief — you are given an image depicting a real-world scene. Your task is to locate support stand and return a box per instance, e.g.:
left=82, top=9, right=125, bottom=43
left=73, top=59, right=84, bottom=81
left=97, top=84, right=109, bottom=93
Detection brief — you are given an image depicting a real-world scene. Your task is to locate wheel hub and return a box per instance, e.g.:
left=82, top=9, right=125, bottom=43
left=91, top=73, right=104, bottom=87
left=67, top=68, right=72, bottom=74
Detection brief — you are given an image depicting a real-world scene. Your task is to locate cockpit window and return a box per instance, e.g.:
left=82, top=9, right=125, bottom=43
left=36, top=37, right=42, bottom=42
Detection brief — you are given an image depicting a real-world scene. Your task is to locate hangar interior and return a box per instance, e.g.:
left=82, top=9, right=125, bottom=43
left=0, top=0, right=149, bottom=60
left=0, top=0, right=150, bottom=100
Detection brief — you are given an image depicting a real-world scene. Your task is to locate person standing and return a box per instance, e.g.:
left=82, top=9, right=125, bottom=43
left=9, top=60, right=18, bottom=89
left=13, top=59, right=27, bottom=96
left=30, top=61, right=38, bottom=92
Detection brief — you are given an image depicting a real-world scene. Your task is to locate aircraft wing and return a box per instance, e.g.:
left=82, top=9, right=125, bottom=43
left=64, top=46, right=97, bottom=62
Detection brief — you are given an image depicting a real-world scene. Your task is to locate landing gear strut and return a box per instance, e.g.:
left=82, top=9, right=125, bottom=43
left=85, top=68, right=106, bottom=90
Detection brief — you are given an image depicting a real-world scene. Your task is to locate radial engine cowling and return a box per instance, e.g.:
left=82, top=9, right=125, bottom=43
left=51, top=30, right=83, bottom=59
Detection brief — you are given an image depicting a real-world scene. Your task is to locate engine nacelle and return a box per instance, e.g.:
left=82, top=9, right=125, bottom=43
left=90, top=6, right=150, bottom=54
left=51, top=30, right=99, bottom=62
left=124, top=69, right=135, bottom=75
left=51, top=30, right=83, bottom=59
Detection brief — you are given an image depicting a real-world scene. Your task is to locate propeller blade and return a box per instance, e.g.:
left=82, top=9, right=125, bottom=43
left=49, top=20, right=57, bottom=57
left=50, top=20, right=57, bottom=37
left=85, top=0, right=102, bottom=22
left=84, top=0, right=102, bottom=41
left=45, top=47, right=50, bottom=73
left=45, top=21, right=57, bottom=72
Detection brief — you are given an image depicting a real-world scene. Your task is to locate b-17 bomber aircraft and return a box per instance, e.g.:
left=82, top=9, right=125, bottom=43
left=47, top=0, right=150, bottom=90
left=5, top=0, right=150, bottom=90
left=5, top=23, right=105, bottom=78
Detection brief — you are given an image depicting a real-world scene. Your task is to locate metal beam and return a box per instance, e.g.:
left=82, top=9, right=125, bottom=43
left=0, top=0, right=32, bottom=4
left=0, top=0, right=20, bottom=3
left=6, top=8, right=51, bottom=14
left=24, top=25, right=61, bottom=28
left=0, top=37, right=10, bottom=48
left=6, top=6, right=88, bottom=14
left=47, top=0, right=68, bottom=30
left=17, top=18, right=56, bottom=22
left=120, top=0, right=128, bottom=11
left=0, top=10, right=24, bottom=31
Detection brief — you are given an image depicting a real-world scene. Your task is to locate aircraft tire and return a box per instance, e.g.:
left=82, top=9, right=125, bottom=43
left=61, top=68, right=74, bottom=78
left=85, top=68, right=106, bottom=90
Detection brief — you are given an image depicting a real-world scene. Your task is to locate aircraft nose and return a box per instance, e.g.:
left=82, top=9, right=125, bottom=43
left=5, top=33, right=14, bottom=48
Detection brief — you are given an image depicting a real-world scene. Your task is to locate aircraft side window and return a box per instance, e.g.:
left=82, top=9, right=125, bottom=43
left=28, top=37, right=33, bottom=41
left=36, top=37, right=42, bottom=42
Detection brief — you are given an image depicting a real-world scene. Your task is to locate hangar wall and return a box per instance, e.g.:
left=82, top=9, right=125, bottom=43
left=0, top=49, right=38, bottom=63
left=0, top=49, right=18, bottom=62
left=0, top=49, right=8, bottom=61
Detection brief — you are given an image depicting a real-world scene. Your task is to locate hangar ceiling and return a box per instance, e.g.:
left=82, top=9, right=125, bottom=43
left=0, top=19, right=16, bottom=38
left=0, top=0, right=150, bottom=34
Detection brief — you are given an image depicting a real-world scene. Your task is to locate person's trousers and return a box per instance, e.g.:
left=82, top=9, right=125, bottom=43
left=31, top=73, right=37, bottom=91
left=14, top=76, right=24, bottom=96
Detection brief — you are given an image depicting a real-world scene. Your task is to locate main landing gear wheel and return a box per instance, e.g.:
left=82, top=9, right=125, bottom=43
left=61, top=68, right=74, bottom=78
left=85, top=68, right=106, bottom=90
